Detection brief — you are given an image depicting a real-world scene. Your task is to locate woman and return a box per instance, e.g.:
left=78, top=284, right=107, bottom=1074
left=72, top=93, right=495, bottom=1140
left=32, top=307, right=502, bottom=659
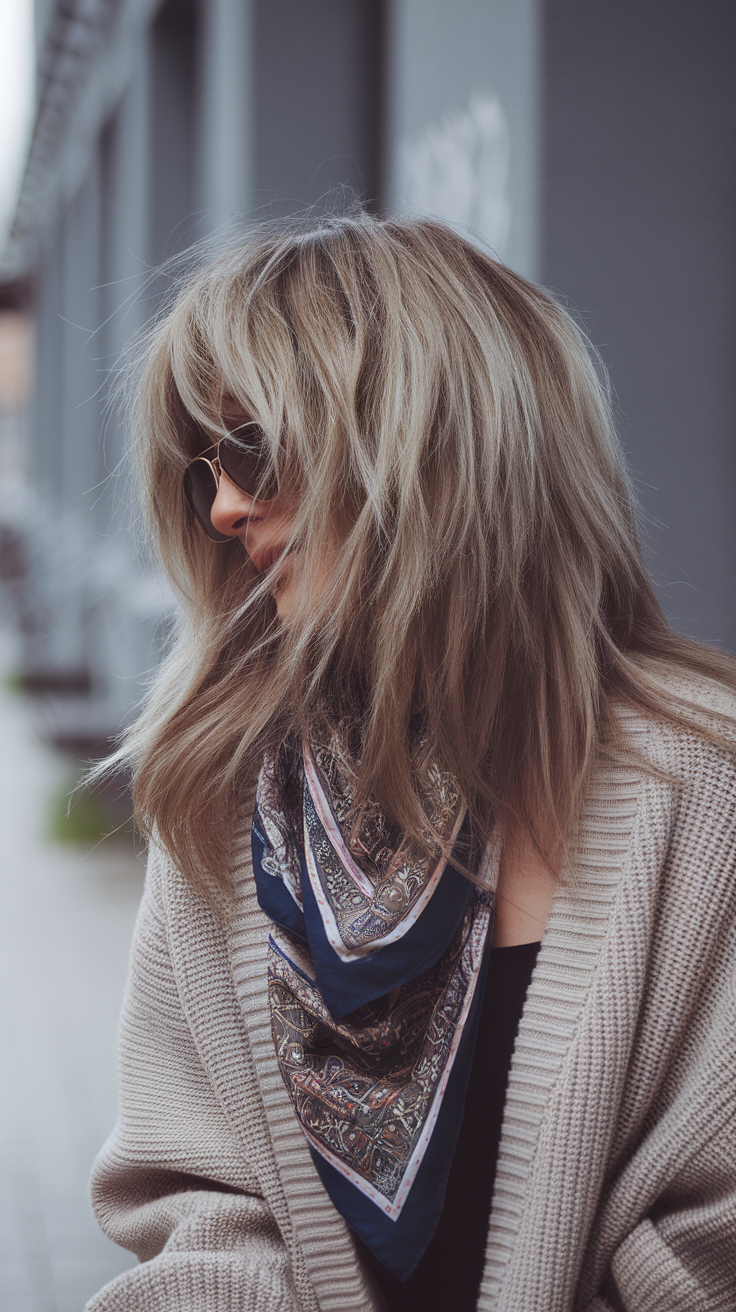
left=87, top=214, right=736, bottom=1312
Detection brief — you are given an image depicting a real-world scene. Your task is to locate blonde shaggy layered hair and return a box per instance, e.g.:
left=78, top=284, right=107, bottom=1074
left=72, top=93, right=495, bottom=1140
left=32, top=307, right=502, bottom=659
left=116, top=212, right=736, bottom=896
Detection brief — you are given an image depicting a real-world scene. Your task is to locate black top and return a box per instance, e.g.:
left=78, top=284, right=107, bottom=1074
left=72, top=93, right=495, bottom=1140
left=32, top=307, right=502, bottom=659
left=358, top=940, right=542, bottom=1312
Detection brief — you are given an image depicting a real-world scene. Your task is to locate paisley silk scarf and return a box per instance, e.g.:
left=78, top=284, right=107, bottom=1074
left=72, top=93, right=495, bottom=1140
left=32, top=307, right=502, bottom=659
left=252, top=736, right=495, bottom=1279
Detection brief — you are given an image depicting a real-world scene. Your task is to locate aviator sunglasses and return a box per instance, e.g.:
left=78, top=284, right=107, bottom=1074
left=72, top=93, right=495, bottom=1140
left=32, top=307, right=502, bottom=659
left=183, top=425, right=278, bottom=543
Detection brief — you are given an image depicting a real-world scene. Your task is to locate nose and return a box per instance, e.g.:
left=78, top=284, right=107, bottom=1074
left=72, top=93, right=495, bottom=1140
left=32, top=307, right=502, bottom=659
left=209, top=469, right=257, bottom=538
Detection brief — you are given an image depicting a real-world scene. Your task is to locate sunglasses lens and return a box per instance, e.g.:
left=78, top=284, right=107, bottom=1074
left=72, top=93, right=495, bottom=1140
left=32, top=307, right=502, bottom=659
left=219, top=433, right=278, bottom=501
left=183, top=460, right=231, bottom=543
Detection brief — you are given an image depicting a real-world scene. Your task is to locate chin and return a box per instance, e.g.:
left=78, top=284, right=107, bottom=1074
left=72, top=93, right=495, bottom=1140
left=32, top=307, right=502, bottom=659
left=274, top=580, right=298, bottom=621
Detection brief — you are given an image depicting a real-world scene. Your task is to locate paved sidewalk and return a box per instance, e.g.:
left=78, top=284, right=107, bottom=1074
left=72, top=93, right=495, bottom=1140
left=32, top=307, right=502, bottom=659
left=0, top=632, right=144, bottom=1311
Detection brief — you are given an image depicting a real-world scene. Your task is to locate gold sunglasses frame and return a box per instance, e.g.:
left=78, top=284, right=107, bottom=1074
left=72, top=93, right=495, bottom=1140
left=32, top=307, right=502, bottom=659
left=183, top=431, right=277, bottom=544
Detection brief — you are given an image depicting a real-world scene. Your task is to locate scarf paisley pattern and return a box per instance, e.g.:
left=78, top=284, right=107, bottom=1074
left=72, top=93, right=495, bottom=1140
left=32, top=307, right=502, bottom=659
left=252, top=735, right=495, bottom=1279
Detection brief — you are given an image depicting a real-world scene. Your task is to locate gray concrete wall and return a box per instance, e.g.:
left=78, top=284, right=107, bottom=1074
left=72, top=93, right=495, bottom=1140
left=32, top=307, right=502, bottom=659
left=33, top=0, right=56, bottom=70
left=196, top=0, right=253, bottom=225
left=98, top=58, right=153, bottom=528
left=388, top=0, right=541, bottom=279
left=253, top=0, right=384, bottom=214
left=59, top=158, right=102, bottom=526
left=31, top=224, right=64, bottom=507
left=543, top=0, right=736, bottom=650
left=150, top=0, right=199, bottom=259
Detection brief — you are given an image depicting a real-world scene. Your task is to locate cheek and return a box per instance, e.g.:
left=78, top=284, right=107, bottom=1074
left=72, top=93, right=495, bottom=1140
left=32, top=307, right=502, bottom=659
left=270, top=488, right=301, bottom=524
left=274, top=554, right=300, bottom=619
left=273, top=545, right=340, bottom=621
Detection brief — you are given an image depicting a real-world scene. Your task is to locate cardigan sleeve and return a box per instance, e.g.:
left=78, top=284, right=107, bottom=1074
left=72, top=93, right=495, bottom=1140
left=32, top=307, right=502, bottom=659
left=595, top=857, right=736, bottom=1312
left=608, top=807, right=736, bottom=1309
left=85, top=865, right=298, bottom=1312
left=607, top=1118, right=736, bottom=1311
left=609, top=1211, right=736, bottom=1312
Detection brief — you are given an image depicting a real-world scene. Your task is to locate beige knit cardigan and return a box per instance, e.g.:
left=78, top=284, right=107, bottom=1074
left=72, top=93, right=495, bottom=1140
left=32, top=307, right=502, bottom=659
left=86, top=689, right=736, bottom=1312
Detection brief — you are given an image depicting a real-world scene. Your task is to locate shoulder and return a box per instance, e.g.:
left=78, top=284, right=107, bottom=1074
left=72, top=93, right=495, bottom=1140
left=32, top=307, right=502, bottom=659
left=585, top=670, right=736, bottom=943
left=603, top=666, right=736, bottom=887
left=145, top=830, right=234, bottom=910
left=139, top=834, right=234, bottom=968
left=650, top=662, right=736, bottom=726
left=603, top=664, right=736, bottom=868
left=612, top=661, right=736, bottom=776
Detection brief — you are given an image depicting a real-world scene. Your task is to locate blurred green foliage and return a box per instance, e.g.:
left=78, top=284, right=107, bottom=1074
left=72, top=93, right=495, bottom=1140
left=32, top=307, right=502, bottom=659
left=2, top=669, right=26, bottom=695
left=47, top=776, right=136, bottom=847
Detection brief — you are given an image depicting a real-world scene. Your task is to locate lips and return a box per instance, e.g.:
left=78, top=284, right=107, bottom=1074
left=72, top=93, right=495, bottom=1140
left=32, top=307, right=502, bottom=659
left=251, top=542, right=293, bottom=574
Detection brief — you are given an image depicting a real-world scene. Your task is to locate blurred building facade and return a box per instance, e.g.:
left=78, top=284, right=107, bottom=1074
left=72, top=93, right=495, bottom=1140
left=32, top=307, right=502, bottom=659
left=1, top=0, right=735, bottom=753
